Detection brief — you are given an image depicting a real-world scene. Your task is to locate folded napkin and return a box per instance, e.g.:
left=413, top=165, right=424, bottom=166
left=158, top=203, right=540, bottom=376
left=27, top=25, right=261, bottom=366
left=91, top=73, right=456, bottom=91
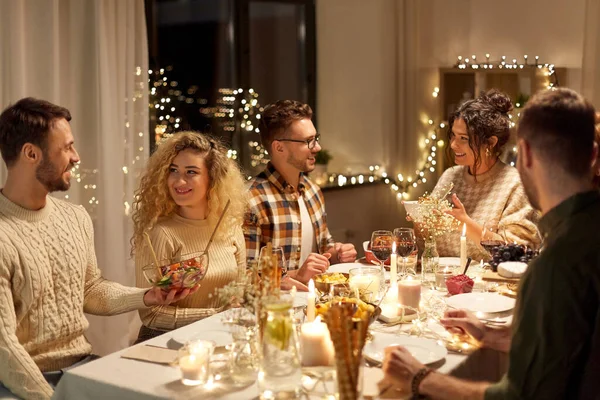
left=121, top=345, right=178, bottom=365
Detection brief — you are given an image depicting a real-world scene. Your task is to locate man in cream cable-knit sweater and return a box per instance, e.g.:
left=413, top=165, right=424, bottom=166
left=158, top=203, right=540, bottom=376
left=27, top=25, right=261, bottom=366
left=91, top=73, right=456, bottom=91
left=0, top=98, right=194, bottom=399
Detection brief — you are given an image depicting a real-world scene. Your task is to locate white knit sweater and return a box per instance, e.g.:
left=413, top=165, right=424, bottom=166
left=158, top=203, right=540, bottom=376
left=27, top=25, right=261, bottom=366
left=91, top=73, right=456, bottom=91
left=0, top=192, right=147, bottom=400
left=431, top=162, right=541, bottom=261
left=135, top=214, right=245, bottom=331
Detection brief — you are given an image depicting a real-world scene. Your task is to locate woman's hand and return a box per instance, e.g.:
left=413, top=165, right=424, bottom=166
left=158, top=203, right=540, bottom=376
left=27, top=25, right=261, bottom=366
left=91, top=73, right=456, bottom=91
left=445, top=193, right=470, bottom=223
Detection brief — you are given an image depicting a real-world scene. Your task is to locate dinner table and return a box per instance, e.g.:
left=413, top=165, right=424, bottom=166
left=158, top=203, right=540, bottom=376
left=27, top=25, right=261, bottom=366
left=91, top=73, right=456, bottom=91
left=52, top=258, right=512, bottom=400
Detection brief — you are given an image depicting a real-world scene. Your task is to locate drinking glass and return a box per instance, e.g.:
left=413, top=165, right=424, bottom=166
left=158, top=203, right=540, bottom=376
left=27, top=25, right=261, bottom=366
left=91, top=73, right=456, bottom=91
left=259, top=246, right=287, bottom=279
left=480, top=220, right=507, bottom=254
left=370, top=230, right=393, bottom=297
left=393, top=228, right=416, bottom=278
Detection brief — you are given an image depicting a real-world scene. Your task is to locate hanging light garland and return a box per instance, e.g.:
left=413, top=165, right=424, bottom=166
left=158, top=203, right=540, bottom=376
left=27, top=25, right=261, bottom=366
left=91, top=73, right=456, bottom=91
left=454, top=53, right=559, bottom=89
left=454, top=53, right=560, bottom=167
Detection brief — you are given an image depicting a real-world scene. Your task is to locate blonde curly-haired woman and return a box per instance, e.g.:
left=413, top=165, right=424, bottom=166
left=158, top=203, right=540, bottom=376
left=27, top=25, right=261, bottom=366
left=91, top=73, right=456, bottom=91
left=131, top=132, right=247, bottom=342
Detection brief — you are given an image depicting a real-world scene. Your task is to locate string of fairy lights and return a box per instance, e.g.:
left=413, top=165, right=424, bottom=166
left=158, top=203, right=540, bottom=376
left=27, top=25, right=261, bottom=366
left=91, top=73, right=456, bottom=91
left=454, top=54, right=559, bottom=90
left=147, top=54, right=558, bottom=200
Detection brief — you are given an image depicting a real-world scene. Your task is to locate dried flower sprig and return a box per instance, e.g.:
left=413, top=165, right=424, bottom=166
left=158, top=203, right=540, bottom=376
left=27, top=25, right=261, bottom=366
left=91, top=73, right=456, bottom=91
left=417, top=182, right=461, bottom=240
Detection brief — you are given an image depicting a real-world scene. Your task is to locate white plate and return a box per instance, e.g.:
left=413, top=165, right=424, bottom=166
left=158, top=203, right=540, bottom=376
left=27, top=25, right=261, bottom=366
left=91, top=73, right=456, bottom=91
left=445, top=292, right=515, bottom=314
left=171, top=329, right=233, bottom=348
left=363, top=332, right=447, bottom=365
left=328, top=262, right=369, bottom=274
left=438, top=257, right=461, bottom=267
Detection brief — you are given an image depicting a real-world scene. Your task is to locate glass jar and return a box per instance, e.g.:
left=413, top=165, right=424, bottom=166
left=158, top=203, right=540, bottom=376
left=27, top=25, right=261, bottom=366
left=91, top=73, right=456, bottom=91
left=258, top=299, right=302, bottom=399
left=421, top=238, right=439, bottom=289
left=348, top=266, right=381, bottom=301
left=229, top=326, right=259, bottom=386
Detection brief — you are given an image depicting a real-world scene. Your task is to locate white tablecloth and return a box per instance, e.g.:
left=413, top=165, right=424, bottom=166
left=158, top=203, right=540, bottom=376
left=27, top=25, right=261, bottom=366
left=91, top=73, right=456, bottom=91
left=52, top=301, right=470, bottom=400
left=53, top=257, right=513, bottom=400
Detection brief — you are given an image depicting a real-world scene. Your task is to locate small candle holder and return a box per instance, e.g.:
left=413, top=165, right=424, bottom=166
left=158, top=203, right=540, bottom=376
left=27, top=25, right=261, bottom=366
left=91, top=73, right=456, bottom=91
left=178, top=339, right=215, bottom=386
left=434, top=265, right=456, bottom=292
left=349, top=267, right=381, bottom=300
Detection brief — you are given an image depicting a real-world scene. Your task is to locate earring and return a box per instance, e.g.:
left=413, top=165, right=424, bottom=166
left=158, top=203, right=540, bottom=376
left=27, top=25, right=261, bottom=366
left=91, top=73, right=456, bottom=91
left=486, top=147, right=492, bottom=157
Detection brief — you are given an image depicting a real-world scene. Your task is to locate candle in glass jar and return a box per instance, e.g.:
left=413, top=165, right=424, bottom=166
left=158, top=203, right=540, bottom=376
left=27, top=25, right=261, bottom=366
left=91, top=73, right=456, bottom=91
left=460, top=223, right=467, bottom=269
left=180, top=354, right=209, bottom=383
left=349, top=273, right=381, bottom=298
left=397, top=277, right=421, bottom=310
left=435, top=267, right=454, bottom=290
left=300, top=317, right=335, bottom=366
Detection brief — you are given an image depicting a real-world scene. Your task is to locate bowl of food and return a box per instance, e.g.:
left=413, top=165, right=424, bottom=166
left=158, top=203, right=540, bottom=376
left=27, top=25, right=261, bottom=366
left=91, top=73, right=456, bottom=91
left=311, top=296, right=381, bottom=325
left=143, top=252, right=208, bottom=292
left=313, top=272, right=349, bottom=294
left=446, top=274, right=474, bottom=295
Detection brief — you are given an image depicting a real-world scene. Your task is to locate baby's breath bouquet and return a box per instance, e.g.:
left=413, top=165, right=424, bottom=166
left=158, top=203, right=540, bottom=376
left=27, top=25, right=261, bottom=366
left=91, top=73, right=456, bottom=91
left=216, top=268, right=259, bottom=326
left=417, top=182, right=461, bottom=240
left=216, top=255, right=282, bottom=329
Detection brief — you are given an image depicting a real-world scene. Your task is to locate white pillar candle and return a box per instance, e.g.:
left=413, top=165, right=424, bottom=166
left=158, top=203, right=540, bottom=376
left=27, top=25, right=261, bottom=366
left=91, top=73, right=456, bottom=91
left=460, top=223, right=467, bottom=270
left=390, top=241, right=398, bottom=286
left=398, top=277, right=421, bottom=311
left=300, top=317, right=335, bottom=366
left=307, top=279, right=316, bottom=322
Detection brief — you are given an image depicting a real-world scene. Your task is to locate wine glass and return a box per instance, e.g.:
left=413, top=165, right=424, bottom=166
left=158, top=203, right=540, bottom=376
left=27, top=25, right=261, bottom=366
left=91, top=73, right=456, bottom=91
left=370, top=230, right=392, bottom=297
left=259, top=246, right=287, bottom=280
left=393, top=228, right=416, bottom=277
left=480, top=219, right=507, bottom=254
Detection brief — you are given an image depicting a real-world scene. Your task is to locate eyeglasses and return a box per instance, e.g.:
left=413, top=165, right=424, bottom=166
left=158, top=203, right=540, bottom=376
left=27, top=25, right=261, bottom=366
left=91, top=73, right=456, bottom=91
left=274, top=133, right=321, bottom=150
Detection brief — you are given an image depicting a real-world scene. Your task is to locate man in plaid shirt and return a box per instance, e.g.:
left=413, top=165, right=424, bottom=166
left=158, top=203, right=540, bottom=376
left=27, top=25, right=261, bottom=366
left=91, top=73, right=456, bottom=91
left=244, top=100, right=357, bottom=289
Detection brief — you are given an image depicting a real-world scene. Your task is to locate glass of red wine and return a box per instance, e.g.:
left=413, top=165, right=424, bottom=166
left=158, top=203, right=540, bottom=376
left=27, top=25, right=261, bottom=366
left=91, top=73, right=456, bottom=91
left=393, top=227, right=416, bottom=277
left=370, top=230, right=393, bottom=265
left=480, top=219, right=507, bottom=254
left=370, top=230, right=393, bottom=298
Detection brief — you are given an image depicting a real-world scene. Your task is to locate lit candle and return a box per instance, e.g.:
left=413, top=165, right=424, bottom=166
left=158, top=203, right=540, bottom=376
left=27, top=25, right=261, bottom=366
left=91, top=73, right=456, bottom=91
left=300, top=316, right=335, bottom=366
left=460, top=223, right=467, bottom=269
left=179, top=340, right=213, bottom=386
left=180, top=354, right=209, bottom=384
left=349, top=273, right=381, bottom=299
left=398, top=277, right=421, bottom=312
left=390, top=241, right=398, bottom=286
left=307, top=279, right=316, bottom=322
left=435, top=266, right=454, bottom=290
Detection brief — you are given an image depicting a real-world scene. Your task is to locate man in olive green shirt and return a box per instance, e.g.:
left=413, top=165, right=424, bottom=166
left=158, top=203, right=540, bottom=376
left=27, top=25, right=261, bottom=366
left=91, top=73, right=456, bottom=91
left=382, top=88, right=600, bottom=399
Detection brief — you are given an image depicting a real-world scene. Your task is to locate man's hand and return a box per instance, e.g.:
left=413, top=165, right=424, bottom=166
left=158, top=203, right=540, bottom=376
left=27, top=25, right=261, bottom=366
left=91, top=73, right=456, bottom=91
left=333, top=242, right=357, bottom=263
left=281, top=275, right=309, bottom=292
left=293, top=253, right=330, bottom=284
left=440, top=309, right=486, bottom=342
left=143, top=285, right=200, bottom=307
left=382, top=345, right=426, bottom=389
left=440, top=308, right=511, bottom=352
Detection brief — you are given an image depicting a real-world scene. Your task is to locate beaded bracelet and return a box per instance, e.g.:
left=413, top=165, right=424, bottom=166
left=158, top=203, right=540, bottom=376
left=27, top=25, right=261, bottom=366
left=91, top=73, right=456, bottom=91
left=411, top=367, right=433, bottom=399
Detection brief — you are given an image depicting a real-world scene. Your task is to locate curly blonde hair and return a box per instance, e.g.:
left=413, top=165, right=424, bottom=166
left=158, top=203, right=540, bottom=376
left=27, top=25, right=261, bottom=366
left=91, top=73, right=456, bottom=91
left=131, top=131, right=247, bottom=255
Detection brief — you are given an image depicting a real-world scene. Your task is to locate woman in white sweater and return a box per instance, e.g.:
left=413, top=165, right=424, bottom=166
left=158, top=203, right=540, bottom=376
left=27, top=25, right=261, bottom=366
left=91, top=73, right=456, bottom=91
left=131, top=132, right=247, bottom=342
left=424, top=90, right=540, bottom=261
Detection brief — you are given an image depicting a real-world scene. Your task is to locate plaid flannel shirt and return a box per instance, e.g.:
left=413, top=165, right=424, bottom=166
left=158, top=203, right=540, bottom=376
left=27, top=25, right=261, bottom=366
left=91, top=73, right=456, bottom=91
left=244, top=163, right=335, bottom=270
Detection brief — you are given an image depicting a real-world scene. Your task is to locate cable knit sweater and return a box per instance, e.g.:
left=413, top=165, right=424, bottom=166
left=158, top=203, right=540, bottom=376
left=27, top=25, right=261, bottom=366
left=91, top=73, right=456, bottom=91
left=431, top=162, right=541, bottom=261
left=0, top=192, right=148, bottom=400
left=135, top=213, right=245, bottom=331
